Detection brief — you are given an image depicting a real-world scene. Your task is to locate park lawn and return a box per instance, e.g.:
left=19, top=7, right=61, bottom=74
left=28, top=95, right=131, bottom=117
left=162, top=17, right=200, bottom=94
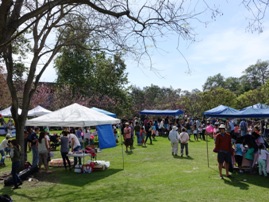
left=0, top=135, right=268, bottom=202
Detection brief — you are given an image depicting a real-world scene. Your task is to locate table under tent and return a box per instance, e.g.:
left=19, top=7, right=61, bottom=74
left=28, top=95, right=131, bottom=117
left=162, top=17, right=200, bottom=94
left=25, top=103, right=121, bottom=172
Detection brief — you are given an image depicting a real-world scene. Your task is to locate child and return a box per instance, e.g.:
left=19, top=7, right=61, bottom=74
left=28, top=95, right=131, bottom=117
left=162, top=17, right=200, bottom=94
left=234, top=138, right=244, bottom=169
left=258, top=144, right=269, bottom=177
left=114, top=129, right=119, bottom=143
left=151, top=123, right=156, bottom=140
left=193, top=124, right=198, bottom=141
left=140, top=127, right=146, bottom=147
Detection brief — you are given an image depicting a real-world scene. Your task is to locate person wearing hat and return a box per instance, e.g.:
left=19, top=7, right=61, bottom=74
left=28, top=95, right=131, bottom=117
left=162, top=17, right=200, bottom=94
left=123, top=122, right=133, bottom=152
left=214, top=124, right=233, bottom=179
left=0, top=133, right=12, bottom=166
left=168, top=125, right=180, bottom=156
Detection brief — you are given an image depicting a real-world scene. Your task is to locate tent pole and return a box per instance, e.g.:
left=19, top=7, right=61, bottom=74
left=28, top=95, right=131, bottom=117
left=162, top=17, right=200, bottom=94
left=120, top=131, right=125, bottom=170
left=206, top=133, right=209, bottom=168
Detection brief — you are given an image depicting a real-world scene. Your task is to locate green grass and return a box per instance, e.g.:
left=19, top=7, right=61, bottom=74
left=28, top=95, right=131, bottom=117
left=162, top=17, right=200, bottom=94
left=0, top=135, right=268, bottom=202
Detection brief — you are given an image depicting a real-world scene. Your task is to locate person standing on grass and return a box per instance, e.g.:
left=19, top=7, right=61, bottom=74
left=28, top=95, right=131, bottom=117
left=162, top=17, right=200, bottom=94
left=60, top=131, right=71, bottom=170
left=10, top=139, right=23, bottom=189
left=192, top=123, right=198, bottom=141
left=234, top=138, right=244, bottom=170
left=38, top=131, right=50, bottom=173
left=134, top=122, right=141, bottom=146
left=257, top=144, right=269, bottom=177
left=129, top=121, right=135, bottom=149
left=179, top=128, right=190, bottom=157
left=29, top=127, right=40, bottom=167
left=168, top=126, right=179, bottom=156
left=140, top=127, right=146, bottom=147
left=69, top=130, right=82, bottom=166
left=151, top=121, right=157, bottom=140
left=123, top=122, right=133, bottom=152
left=0, top=134, right=11, bottom=166
left=145, top=122, right=153, bottom=145
left=214, top=124, right=233, bottom=179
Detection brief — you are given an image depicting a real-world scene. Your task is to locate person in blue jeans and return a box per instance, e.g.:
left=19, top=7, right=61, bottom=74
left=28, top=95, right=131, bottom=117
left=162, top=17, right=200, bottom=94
left=69, top=132, right=82, bottom=166
left=134, top=122, right=141, bottom=145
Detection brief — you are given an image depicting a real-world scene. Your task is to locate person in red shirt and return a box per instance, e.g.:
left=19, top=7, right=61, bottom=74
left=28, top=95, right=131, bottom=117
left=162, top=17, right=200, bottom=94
left=214, top=124, right=233, bottom=179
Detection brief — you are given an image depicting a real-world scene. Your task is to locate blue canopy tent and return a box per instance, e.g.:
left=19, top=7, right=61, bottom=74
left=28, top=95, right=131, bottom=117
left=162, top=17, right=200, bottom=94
left=204, top=105, right=269, bottom=118
left=242, top=103, right=269, bottom=110
left=223, top=108, right=269, bottom=118
left=140, top=109, right=184, bottom=116
left=203, top=105, right=240, bottom=168
left=203, top=105, right=240, bottom=118
left=91, top=107, right=117, bottom=118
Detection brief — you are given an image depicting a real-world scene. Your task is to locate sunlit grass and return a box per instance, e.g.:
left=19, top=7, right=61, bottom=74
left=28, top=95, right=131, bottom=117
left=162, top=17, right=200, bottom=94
left=0, top=135, right=268, bottom=202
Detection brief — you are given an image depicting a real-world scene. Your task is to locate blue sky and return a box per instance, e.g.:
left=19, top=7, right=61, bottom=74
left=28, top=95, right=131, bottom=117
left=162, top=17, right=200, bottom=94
left=40, top=1, right=269, bottom=92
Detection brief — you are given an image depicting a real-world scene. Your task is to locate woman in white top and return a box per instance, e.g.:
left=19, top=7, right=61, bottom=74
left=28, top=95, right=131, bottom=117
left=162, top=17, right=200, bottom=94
left=38, top=131, right=50, bottom=172
left=69, top=130, right=82, bottom=166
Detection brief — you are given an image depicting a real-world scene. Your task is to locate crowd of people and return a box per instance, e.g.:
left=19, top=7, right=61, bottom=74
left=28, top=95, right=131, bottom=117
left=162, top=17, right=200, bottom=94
left=1, top=114, right=269, bottom=189
left=211, top=119, right=269, bottom=179
left=120, top=116, right=198, bottom=155
left=120, top=116, right=269, bottom=179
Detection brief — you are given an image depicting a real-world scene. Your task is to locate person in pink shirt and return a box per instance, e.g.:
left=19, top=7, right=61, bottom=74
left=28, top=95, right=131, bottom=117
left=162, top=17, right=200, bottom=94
left=124, top=122, right=133, bottom=152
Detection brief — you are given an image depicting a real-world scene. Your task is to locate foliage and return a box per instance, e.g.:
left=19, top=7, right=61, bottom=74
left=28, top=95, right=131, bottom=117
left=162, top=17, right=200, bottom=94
left=260, top=80, right=269, bottom=105
left=235, top=88, right=266, bottom=109
left=240, top=60, right=269, bottom=91
left=202, top=60, right=269, bottom=95
left=55, top=44, right=130, bottom=115
left=128, top=85, right=182, bottom=116
left=203, top=73, right=225, bottom=91
left=200, top=87, right=237, bottom=112
left=30, top=83, right=55, bottom=110
left=179, top=89, right=203, bottom=117
left=224, top=77, right=242, bottom=95
left=0, top=66, right=11, bottom=108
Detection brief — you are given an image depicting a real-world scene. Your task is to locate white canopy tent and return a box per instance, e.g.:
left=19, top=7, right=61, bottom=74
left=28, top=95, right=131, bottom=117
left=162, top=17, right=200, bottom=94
left=27, top=105, right=52, bottom=117
left=25, top=103, right=121, bottom=127
left=0, top=106, right=22, bottom=117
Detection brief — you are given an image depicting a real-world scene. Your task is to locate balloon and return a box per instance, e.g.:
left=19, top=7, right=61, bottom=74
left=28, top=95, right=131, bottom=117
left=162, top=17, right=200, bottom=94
left=206, top=125, right=214, bottom=133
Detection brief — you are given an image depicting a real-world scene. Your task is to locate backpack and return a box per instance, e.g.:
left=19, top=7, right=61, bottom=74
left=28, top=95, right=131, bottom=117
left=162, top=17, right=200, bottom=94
left=0, top=194, right=12, bottom=202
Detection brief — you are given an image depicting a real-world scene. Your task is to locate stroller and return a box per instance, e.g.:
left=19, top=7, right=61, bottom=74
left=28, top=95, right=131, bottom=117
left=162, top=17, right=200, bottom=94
left=50, top=134, right=60, bottom=151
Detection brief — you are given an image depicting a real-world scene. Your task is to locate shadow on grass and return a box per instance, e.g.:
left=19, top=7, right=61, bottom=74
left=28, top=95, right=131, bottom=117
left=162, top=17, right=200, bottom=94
left=222, top=177, right=249, bottom=190
left=173, top=155, right=194, bottom=160
left=0, top=168, right=123, bottom=188
left=0, top=169, right=142, bottom=202
left=208, top=166, right=269, bottom=189
left=232, top=173, right=269, bottom=189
